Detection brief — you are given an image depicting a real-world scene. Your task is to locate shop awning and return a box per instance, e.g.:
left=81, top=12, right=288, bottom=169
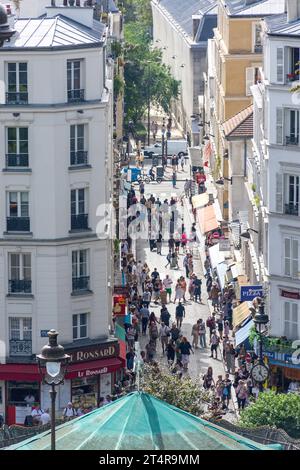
left=215, top=262, right=228, bottom=291
left=235, top=319, right=254, bottom=347
left=235, top=275, right=249, bottom=300
left=0, top=358, right=124, bottom=381
left=209, top=243, right=225, bottom=269
left=189, top=146, right=202, bottom=168
left=192, top=193, right=209, bottom=209
left=197, top=204, right=219, bottom=235
left=233, top=302, right=252, bottom=329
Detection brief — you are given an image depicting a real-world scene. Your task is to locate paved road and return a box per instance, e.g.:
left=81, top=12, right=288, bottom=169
left=133, top=158, right=237, bottom=421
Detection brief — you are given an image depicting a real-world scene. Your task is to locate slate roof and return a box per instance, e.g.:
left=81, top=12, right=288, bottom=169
left=156, top=0, right=217, bottom=40
left=223, top=105, right=253, bottom=139
left=3, top=15, right=105, bottom=50
left=222, top=0, right=286, bottom=17
left=265, top=13, right=300, bottom=36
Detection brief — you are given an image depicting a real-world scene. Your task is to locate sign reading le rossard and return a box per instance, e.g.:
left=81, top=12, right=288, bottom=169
left=67, top=342, right=119, bottom=364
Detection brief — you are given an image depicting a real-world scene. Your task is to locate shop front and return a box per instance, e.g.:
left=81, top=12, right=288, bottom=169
left=0, top=339, right=125, bottom=424
left=264, top=350, right=300, bottom=393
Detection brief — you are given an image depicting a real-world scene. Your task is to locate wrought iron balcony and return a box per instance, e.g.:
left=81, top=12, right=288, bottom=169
left=6, top=92, right=28, bottom=105
left=71, top=213, right=88, bottom=230
left=8, top=279, right=32, bottom=294
left=70, top=151, right=88, bottom=166
left=6, top=153, right=29, bottom=168
left=72, top=276, right=90, bottom=292
left=67, top=89, right=85, bottom=103
left=9, top=339, right=32, bottom=356
left=7, top=217, right=30, bottom=232
left=285, top=203, right=299, bottom=216
left=286, top=135, right=299, bottom=146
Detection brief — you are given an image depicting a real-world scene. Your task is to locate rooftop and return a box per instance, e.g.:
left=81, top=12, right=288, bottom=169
left=2, top=15, right=105, bottom=50
left=223, top=105, right=253, bottom=139
left=153, top=0, right=217, bottom=42
left=265, top=13, right=300, bottom=36
left=222, top=0, right=286, bottom=17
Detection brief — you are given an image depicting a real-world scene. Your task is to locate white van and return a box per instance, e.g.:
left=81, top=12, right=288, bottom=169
left=143, top=139, right=188, bottom=158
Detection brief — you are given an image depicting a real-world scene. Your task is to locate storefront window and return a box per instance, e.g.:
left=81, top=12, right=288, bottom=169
left=71, top=377, right=98, bottom=409
left=7, top=381, right=40, bottom=406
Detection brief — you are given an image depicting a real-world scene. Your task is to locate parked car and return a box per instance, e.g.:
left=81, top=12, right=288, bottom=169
left=142, top=139, right=188, bottom=157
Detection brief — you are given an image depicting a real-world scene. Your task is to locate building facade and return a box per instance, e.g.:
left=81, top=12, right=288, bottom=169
left=0, top=1, right=122, bottom=423
left=151, top=0, right=217, bottom=145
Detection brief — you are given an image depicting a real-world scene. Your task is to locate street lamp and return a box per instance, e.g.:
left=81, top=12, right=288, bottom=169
left=252, top=300, right=270, bottom=391
left=37, top=330, right=70, bottom=451
left=203, top=133, right=215, bottom=140
left=240, top=227, right=259, bottom=239
left=215, top=176, right=233, bottom=185
left=0, top=4, right=16, bottom=47
left=161, top=123, right=166, bottom=166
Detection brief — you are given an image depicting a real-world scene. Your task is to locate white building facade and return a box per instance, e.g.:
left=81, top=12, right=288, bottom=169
left=0, top=2, right=122, bottom=423
left=250, top=3, right=300, bottom=342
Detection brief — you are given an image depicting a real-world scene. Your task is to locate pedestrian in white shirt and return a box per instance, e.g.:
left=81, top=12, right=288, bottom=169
left=159, top=322, right=170, bottom=354
left=162, top=275, right=173, bottom=303
left=31, top=405, right=44, bottom=425
left=63, top=402, right=77, bottom=421
left=40, top=409, right=50, bottom=425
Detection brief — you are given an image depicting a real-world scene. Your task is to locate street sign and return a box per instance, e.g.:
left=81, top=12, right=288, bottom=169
left=219, top=239, right=231, bottom=251
left=40, top=330, right=50, bottom=337
left=240, top=285, right=263, bottom=301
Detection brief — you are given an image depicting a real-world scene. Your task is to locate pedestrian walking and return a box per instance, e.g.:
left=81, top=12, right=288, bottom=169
left=159, top=322, right=170, bottom=354
left=225, top=344, right=236, bottom=375
left=183, top=254, right=189, bottom=278
left=222, top=374, right=232, bottom=410
left=210, top=330, right=219, bottom=359
left=174, top=281, right=184, bottom=304
left=203, top=366, right=215, bottom=390
left=236, top=380, right=248, bottom=411
left=178, top=337, right=194, bottom=371
left=162, top=275, right=173, bottom=303
left=166, top=341, right=175, bottom=365
left=156, top=232, right=163, bottom=255
left=140, top=304, right=150, bottom=335
left=198, top=319, right=207, bottom=348
left=193, top=276, right=202, bottom=303
left=172, top=171, right=177, bottom=188
left=180, top=154, right=185, bottom=171
left=160, top=304, right=171, bottom=327
left=165, top=250, right=172, bottom=268
left=170, top=323, right=181, bottom=342
left=175, top=301, right=185, bottom=328
left=191, top=321, right=200, bottom=349
left=184, top=179, right=190, bottom=198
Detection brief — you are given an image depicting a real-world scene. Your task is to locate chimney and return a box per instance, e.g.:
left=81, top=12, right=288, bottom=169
left=286, top=0, right=300, bottom=22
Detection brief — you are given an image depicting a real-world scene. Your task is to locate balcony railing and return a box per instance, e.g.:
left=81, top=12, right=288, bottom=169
left=9, top=339, right=32, bottom=356
left=72, top=276, right=90, bottom=292
left=286, top=135, right=299, bottom=146
left=6, top=153, right=29, bottom=168
left=7, top=217, right=30, bottom=232
left=285, top=203, right=299, bottom=216
left=67, top=89, right=85, bottom=103
left=254, top=44, right=263, bottom=53
left=6, top=92, right=28, bottom=105
left=8, top=279, right=32, bottom=294
left=70, top=151, right=88, bottom=166
left=71, top=213, right=88, bottom=230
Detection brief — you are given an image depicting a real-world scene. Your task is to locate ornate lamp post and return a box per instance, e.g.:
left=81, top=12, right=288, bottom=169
left=37, top=330, right=70, bottom=451
left=0, top=4, right=16, bottom=47
left=250, top=299, right=270, bottom=391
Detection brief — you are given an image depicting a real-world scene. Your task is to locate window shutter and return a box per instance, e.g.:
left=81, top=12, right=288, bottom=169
left=284, top=302, right=290, bottom=338
left=276, top=47, right=284, bottom=83
left=276, top=172, right=284, bottom=213
left=276, top=108, right=284, bottom=145
left=292, top=239, right=299, bottom=278
left=246, top=67, right=254, bottom=96
left=284, top=237, right=291, bottom=276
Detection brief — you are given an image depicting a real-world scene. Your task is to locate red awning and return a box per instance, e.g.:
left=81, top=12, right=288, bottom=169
left=0, top=358, right=123, bottom=381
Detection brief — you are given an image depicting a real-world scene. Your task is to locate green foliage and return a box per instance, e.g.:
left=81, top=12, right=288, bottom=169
left=141, top=364, right=212, bottom=417
left=111, top=41, right=123, bottom=59
left=123, top=1, right=180, bottom=124
left=251, top=183, right=256, bottom=193
left=114, top=74, right=125, bottom=100
left=253, top=194, right=260, bottom=208
left=239, top=391, right=300, bottom=438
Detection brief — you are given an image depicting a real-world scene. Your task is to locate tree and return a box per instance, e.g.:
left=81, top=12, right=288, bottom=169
left=141, top=364, right=212, bottom=417
left=239, top=391, right=300, bottom=438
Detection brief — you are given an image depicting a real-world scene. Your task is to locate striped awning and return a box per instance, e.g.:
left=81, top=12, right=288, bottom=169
left=192, top=193, right=209, bottom=209
left=197, top=204, right=219, bottom=235
left=233, top=302, right=251, bottom=328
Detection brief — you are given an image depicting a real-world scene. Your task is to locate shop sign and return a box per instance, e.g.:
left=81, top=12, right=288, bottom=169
left=240, top=285, right=263, bottom=301
left=113, top=286, right=129, bottom=297
left=219, top=239, right=231, bottom=251
left=77, top=367, right=109, bottom=378
left=281, top=290, right=300, bottom=300
left=40, top=330, right=50, bottom=337
left=67, top=343, right=119, bottom=364
left=113, top=295, right=126, bottom=315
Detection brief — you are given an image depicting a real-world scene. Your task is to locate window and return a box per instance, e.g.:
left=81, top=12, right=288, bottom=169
left=9, top=317, right=32, bottom=356
left=286, top=110, right=300, bottom=145
left=7, top=62, right=28, bottom=104
left=72, top=249, right=90, bottom=291
left=8, top=253, right=32, bottom=294
left=284, top=175, right=299, bottom=215
left=284, top=301, right=298, bottom=340
left=73, top=313, right=88, bottom=340
left=7, top=191, right=30, bottom=232
left=70, top=189, right=88, bottom=230
left=70, top=124, right=87, bottom=165
left=6, top=127, right=29, bottom=167
left=284, top=237, right=299, bottom=278
left=67, top=60, right=84, bottom=102
left=287, top=47, right=300, bottom=82
left=253, top=23, right=262, bottom=53
left=276, top=48, right=284, bottom=84
left=246, top=67, right=261, bottom=96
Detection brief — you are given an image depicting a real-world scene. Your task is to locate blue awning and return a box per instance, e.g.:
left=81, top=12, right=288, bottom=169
left=235, top=319, right=254, bottom=347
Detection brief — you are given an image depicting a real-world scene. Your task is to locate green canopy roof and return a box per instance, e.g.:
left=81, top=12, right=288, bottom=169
left=7, top=392, right=274, bottom=450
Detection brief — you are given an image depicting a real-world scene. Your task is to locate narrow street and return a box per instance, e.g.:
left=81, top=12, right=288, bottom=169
left=130, top=134, right=237, bottom=421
